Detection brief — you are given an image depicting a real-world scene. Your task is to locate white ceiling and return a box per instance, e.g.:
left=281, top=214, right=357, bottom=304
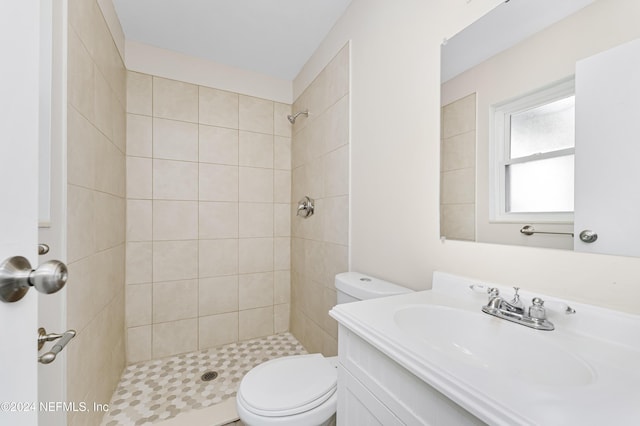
left=112, top=0, right=353, bottom=81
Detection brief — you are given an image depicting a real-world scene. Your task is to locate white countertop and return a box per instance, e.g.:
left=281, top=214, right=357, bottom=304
left=329, top=272, right=640, bottom=426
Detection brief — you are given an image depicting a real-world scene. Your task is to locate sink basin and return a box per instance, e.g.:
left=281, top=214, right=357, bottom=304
left=393, top=305, right=596, bottom=387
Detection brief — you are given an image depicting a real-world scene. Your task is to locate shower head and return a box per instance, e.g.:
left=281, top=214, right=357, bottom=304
left=287, top=110, right=309, bottom=124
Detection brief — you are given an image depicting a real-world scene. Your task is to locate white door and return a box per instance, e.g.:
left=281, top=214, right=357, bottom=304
left=0, top=2, right=41, bottom=426
left=37, top=1, right=68, bottom=425
left=574, top=38, right=640, bottom=256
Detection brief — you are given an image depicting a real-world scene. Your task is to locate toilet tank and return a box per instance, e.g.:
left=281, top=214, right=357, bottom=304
left=335, top=272, right=413, bottom=304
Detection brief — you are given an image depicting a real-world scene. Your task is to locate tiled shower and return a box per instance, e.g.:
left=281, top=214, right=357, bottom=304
left=65, top=1, right=348, bottom=424
left=124, top=73, right=294, bottom=363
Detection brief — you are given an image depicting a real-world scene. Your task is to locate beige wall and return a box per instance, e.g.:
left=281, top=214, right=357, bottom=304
left=65, top=0, right=127, bottom=424
left=124, top=71, right=292, bottom=363
left=290, top=44, right=349, bottom=356
left=440, top=93, right=476, bottom=241
left=294, top=0, right=640, bottom=314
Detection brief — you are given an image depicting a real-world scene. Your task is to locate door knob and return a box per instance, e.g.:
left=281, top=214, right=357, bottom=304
left=0, top=256, right=68, bottom=303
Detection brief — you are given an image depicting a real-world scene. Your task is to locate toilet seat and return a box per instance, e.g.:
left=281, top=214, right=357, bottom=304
left=237, top=354, right=337, bottom=417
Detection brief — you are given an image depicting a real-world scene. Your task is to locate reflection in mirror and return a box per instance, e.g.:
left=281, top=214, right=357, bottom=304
left=440, top=0, right=640, bottom=256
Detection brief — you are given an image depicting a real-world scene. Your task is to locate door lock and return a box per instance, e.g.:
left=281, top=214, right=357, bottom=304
left=0, top=256, right=68, bottom=303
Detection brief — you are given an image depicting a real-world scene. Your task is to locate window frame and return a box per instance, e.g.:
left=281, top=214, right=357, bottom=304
left=489, top=77, right=575, bottom=224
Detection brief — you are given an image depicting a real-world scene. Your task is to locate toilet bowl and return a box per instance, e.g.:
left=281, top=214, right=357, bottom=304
left=236, top=354, right=338, bottom=426
left=236, top=272, right=412, bottom=426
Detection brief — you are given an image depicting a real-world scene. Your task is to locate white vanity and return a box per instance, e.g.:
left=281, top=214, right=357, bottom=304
left=329, top=272, right=640, bottom=425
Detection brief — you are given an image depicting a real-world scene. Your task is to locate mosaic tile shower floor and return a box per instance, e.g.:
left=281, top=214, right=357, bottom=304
left=101, top=333, right=307, bottom=425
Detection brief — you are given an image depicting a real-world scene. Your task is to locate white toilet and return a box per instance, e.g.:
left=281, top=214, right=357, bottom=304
left=236, top=272, right=413, bottom=426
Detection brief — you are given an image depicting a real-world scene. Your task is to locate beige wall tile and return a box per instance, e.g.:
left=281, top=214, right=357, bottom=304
left=68, top=107, right=97, bottom=189
left=126, top=114, right=152, bottom=158
left=199, top=202, right=239, bottom=239
left=274, top=170, right=292, bottom=203
left=239, top=272, right=274, bottom=310
left=94, top=67, right=113, bottom=140
left=199, top=163, right=239, bottom=202
left=323, top=145, right=349, bottom=197
left=127, top=200, right=152, bottom=242
left=274, top=103, right=292, bottom=138
left=127, top=326, right=152, bottom=364
left=274, top=136, right=292, bottom=170
left=126, top=242, right=152, bottom=284
left=94, top=192, right=125, bottom=251
left=152, top=319, right=198, bottom=358
left=239, top=167, right=273, bottom=202
left=68, top=185, right=95, bottom=263
left=153, top=240, right=198, bottom=282
left=292, top=161, right=323, bottom=204
left=239, top=95, right=274, bottom=134
left=125, top=73, right=294, bottom=362
left=153, top=279, right=198, bottom=323
left=324, top=45, right=350, bottom=109
left=323, top=95, right=349, bottom=154
left=274, top=238, right=291, bottom=271
left=153, top=200, right=199, bottom=241
left=199, top=276, right=239, bottom=316
left=274, top=203, right=291, bottom=237
left=112, top=96, right=127, bottom=153
left=441, top=168, right=475, bottom=204
left=153, top=118, right=199, bottom=162
left=239, top=203, right=273, bottom=238
left=67, top=256, right=98, bottom=331
left=95, top=132, right=125, bottom=197
left=68, top=0, right=127, bottom=408
left=320, top=242, right=348, bottom=286
left=153, top=77, right=198, bottom=122
left=274, top=270, right=291, bottom=304
left=126, top=284, right=152, bottom=327
left=199, top=239, right=239, bottom=277
left=199, top=86, right=238, bottom=128
left=126, top=157, right=152, bottom=199
left=323, top=196, right=349, bottom=245
left=153, top=159, right=198, bottom=200
left=274, top=304, right=290, bottom=333
left=441, top=130, right=475, bottom=172
left=68, top=29, right=94, bottom=122
left=199, top=125, right=238, bottom=165
left=239, top=131, right=273, bottom=168
left=442, top=93, right=476, bottom=139
left=199, top=313, right=238, bottom=349
left=290, top=44, right=350, bottom=353
left=127, top=71, right=152, bottom=116
left=441, top=203, right=475, bottom=241
left=239, top=306, right=274, bottom=340
left=239, top=238, right=274, bottom=274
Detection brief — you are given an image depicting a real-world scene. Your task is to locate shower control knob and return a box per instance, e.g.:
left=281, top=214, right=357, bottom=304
left=0, top=256, right=68, bottom=303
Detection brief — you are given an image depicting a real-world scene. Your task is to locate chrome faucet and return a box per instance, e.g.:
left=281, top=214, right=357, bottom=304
left=481, top=287, right=556, bottom=331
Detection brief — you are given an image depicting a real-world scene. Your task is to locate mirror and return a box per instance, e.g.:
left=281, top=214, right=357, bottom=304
left=440, top=0, right=640, bottom=256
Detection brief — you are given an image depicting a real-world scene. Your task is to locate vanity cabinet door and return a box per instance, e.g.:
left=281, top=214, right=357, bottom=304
left=337, top=326, right=486, bottom=426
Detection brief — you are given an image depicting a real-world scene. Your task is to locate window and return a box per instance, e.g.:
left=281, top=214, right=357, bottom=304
left=490, top=78, right=575, bottom=223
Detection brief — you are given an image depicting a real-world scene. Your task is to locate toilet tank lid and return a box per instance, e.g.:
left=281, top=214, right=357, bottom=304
left=335, top=272, right=413, bottom=300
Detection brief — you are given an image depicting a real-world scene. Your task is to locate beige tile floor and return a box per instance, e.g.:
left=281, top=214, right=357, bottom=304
left=101, top=333, right=306, bottom=425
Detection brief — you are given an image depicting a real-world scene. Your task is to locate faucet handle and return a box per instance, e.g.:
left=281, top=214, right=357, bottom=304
left=544, top=299, right=576, bottom=315
left=510, top=287, right=523, bottom=308
left=529, top=297, right=547, bottom=320
left=469, top=284, right=499, bottom=297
